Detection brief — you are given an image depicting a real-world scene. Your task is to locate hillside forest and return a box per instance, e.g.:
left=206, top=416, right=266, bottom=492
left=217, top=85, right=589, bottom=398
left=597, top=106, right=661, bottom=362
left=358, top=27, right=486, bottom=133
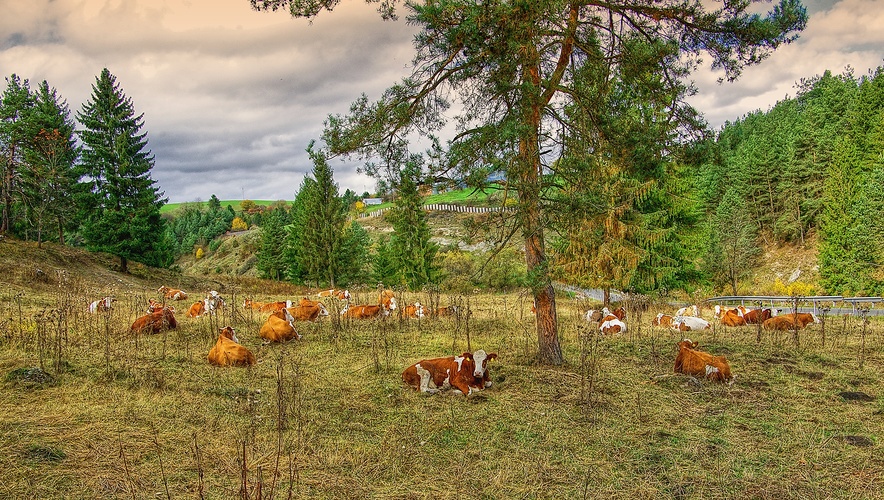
left=2, top=65, right=884, bottom=297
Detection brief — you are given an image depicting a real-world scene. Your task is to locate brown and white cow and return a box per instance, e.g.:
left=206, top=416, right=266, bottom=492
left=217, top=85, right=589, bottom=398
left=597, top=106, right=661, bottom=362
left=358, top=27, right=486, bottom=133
left=434, top=305, right=460, bottom=318
left=743, top=308, right=777, bottom=325
left=597, top=306, right=627, bottom=334
left=402, top=302, right=425, bottom=319
left=286, top=302, right=329, bottom=322
left=763, top=312, right=819, bottom=331
left=675, top=304, right=700, bottom=317
left=243, top=298, right=264, bottom=310
left=157, top=285, right=188, bottom=301
left=297, top=297, right=323, bottom=308
left=259, top=301, right=289, bottom=313
left=187, top=300, right=206, bottom=318
left=208, top=326, right=256, bottom=367
left=88, top=296, right=116, bottom=313
left=671, top=316, right=712, bottom=332
left=341, top=304, right=386, bottom=319
left=341, top=292, right=397, bottom=319
left=147, top=298, right=164, bottom=313
left=713, top=305, right=745, bottom=319
left=188, top=291, right=224, bottom=318
left=317, top=289, right=351, bottom=301
left=720, top=308, right=747, bottom=327
left=652, top=313, right=674, bottom=328
left=379, top=289, right=397, bottom=310
left=260, top=308, right=301, bottom=342
left=402, top=349, right=497, bottom=395
left=131, top=306, right=178, bottom=335
left=673, top=339, right=734, bottom=384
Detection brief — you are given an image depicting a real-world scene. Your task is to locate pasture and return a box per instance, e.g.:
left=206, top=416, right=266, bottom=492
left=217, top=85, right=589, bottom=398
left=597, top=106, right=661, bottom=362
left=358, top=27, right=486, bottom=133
left=1, top=277, right=882, bottom=499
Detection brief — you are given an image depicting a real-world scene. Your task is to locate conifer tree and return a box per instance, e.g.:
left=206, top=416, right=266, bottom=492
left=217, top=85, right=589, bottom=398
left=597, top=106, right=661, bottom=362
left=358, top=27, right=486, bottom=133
left=0, top=74, right=34, bottom=235
left=252, top=0, right=808, bottom=365
left=21, top=81, right=79, bottom=245
left=75, top=68, right=169, bottom=272
left=388, top=159, right=438, bottom=289
left=289, top=142, right=347, bottom=286
left=257, top=206, right=290, bottom=280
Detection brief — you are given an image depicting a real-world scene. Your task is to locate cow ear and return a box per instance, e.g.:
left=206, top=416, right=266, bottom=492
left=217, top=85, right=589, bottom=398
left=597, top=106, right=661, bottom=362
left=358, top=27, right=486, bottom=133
left=462, top=352, right=473, bottom=359
left=488, top=353, right=497, bottom=361
left=691, top=341, right=699, bottom=348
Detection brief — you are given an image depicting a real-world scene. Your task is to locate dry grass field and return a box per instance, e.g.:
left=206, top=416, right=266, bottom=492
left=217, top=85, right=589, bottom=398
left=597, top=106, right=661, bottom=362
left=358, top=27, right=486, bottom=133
left=1, top=240, right=882, bottom=499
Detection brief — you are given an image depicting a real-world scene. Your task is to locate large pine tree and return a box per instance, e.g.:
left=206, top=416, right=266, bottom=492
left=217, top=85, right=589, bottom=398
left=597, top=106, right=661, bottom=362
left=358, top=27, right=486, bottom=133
left=389, top=159, right=439, bottom=289
left=21, top=80, right=79, bottom=245
left=75, top=68, right=169, bottom=272
left=0, top=74, right=34, bottom=235
left=252, top=0, right=807, bottom=365
left=288, top=142, right=347, bottom=286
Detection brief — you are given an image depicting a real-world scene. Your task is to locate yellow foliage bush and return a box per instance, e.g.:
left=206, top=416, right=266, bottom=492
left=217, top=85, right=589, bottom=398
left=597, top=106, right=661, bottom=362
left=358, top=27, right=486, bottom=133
left=231, top=217, right=248, bottom=232
left=195, top=247, right=204, bottom=260
left=772, top=278, right=817, bottom=297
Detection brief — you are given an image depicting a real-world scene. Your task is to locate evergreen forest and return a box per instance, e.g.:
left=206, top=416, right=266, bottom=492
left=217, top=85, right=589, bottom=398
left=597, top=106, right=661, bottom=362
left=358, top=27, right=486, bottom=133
left=2, top=65, right=884, bottom=296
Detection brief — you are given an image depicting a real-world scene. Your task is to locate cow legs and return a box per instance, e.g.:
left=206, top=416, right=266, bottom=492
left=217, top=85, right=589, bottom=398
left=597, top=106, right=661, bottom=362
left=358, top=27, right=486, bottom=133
left=415, top=365, right=439, bottom=394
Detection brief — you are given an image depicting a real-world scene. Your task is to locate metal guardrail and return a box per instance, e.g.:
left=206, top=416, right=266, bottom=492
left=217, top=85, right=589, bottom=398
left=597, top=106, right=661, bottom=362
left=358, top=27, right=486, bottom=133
left=704, top=296, right=884, bottom=316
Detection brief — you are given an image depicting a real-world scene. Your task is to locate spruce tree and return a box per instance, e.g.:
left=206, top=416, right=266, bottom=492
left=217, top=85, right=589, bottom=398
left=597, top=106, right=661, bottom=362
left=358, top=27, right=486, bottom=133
left=21, top=81, right=79, bottom=245
left=257, top=206, right=290, bottom=280
left=389, top=159, right=438, bottom=289
left=0, top=74, right=34, bottom=235
left=75, top=68, right=169, bottom=272
left=291, top=142, right=347, bottom=286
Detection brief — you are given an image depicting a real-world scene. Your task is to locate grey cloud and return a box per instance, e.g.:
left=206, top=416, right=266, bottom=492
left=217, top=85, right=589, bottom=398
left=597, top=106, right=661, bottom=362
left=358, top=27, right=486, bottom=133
left=3, top=0, right=882, bottom=202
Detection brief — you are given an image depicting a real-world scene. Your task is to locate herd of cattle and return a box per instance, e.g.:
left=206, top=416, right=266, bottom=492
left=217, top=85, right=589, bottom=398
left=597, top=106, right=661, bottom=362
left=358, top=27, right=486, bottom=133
left=86, top=286, right=491, bottom=395
left=86, top=288, right=831, bottom=393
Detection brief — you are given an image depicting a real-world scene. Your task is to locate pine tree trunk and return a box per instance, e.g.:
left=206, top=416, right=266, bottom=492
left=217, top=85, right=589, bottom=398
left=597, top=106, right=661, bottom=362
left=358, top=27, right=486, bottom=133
left=520, top=44, right=562, bottom=366
left=120, top=256, right=128, bottom=274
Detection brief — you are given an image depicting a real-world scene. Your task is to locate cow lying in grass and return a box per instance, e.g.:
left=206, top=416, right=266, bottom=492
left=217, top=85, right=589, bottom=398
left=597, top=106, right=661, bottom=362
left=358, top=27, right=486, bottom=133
left=208, top=326, right=255, bottom=367
left=402, top=349, right=497, bottom=395
left=286, top=302, right=329, bottom=322
left=131, top=306, right=178, bottom=335
left=157, top=285, right=188, bottom=301
left=88, top=296, right=116, bottom=313
left=259, top=308, right=301, bottom=342
left=673, top=339, right=734, bottom=385
left=671, top=316, right=711, bottom=331
left=763, top=312, right=819, bottom=331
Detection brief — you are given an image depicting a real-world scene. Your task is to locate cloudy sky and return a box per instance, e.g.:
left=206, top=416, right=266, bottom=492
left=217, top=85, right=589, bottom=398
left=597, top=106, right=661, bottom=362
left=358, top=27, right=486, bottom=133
left=2, top=0, right=882, bottom=203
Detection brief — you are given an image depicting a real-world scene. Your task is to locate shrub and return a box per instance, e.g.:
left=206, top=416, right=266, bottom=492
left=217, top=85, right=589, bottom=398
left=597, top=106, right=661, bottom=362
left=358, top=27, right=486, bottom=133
left=231, top=217, right=248, bottom=232
left=195, top=247, right=204, bottom=260
left=772, top=278, right=817, bottom=297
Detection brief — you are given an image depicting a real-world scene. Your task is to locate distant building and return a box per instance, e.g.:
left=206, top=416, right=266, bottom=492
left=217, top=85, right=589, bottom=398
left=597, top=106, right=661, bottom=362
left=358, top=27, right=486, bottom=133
left=363, top=198, right=384, bottom=206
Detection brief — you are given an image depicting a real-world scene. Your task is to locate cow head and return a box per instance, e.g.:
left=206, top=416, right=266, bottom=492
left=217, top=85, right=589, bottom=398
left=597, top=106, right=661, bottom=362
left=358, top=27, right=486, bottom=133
left=471, top=349, right=497, bottom=378
left=412, top=302, right=425, bottom=318
left=676, top=338, right=699, bottom=351
left=220, top=326, right=239, bottom=344
left=318, top=303, right=330, bottom=317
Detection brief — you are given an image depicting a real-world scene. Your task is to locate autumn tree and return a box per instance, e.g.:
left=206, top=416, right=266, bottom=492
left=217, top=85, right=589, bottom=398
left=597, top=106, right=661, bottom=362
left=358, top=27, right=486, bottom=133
left=75, top=68, right=169, bottom=272
left=252, top=0, right=807, bottom=364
